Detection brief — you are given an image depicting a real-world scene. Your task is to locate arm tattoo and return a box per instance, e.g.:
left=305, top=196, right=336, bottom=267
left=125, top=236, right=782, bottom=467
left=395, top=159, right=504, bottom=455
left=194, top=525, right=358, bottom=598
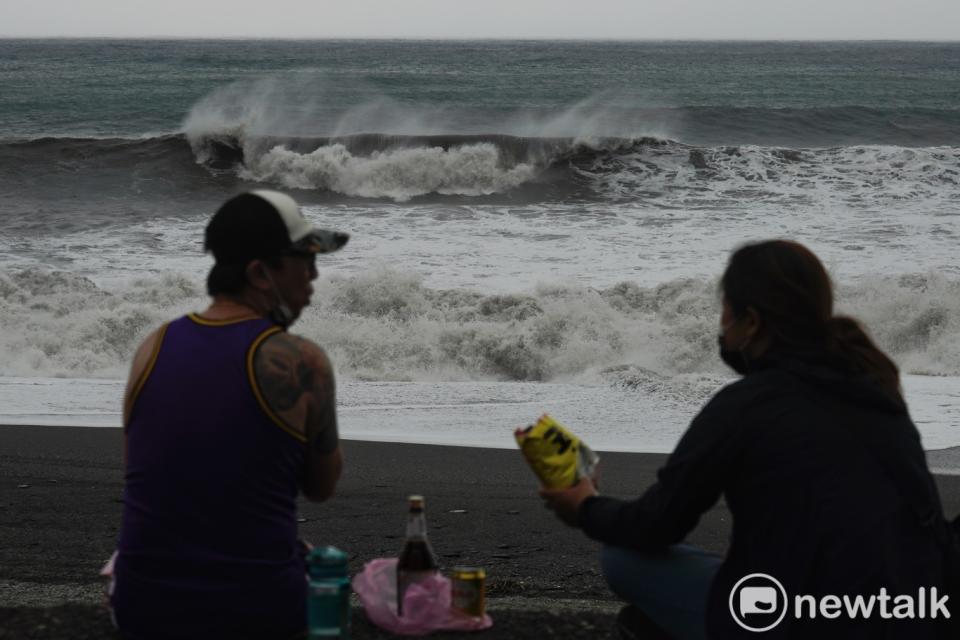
left=255, top=333, right=337, bottom=449
left=297, top=361, right=315, bottom=396
left=256, top=338, right=309, bottom=412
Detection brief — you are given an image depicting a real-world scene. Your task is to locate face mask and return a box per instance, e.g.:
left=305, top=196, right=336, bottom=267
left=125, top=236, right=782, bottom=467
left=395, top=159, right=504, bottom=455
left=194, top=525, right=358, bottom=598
left=262, top=269, right=295, bottom=328
left=718, top=334, right=750, bottom=374
left=718, top=322, right=751, bottom=375
left=269, top=303, right=294, bottom=329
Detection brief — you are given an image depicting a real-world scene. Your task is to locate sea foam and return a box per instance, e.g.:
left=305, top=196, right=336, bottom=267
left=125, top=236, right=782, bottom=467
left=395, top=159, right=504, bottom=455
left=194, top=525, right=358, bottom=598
left=241, top=142, right=537, bottom=201
left=2, top=268, right=958, bottom=383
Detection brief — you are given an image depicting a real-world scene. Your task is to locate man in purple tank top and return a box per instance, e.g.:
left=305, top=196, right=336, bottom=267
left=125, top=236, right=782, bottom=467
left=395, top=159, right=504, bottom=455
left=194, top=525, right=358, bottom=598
left=111, top=191, right=349, bottom=639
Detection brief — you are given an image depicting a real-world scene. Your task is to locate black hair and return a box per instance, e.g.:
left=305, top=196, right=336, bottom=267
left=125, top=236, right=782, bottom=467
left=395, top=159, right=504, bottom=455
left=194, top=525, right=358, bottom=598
left=721, top=240, right=902, bottom=402
left=206, top=257, right=283, bottom=297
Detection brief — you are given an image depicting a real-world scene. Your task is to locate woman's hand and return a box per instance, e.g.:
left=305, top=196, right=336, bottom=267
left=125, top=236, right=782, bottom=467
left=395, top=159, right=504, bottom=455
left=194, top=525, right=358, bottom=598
left=539, top=477, right=598, bottom=528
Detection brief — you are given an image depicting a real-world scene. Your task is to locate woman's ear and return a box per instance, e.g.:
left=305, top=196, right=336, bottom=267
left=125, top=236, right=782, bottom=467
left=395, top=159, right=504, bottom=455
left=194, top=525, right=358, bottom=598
left=744, top=306, right=763, bottom=340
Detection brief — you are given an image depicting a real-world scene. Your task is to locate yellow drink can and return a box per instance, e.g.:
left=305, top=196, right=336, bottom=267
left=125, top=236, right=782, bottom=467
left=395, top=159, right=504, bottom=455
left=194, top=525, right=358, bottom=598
left=451, top=566, right=486, bottom=617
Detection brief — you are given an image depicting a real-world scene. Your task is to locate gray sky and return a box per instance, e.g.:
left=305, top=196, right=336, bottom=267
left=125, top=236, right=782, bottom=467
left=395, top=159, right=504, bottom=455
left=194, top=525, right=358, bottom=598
left=2, top=0, right=958, bottom=40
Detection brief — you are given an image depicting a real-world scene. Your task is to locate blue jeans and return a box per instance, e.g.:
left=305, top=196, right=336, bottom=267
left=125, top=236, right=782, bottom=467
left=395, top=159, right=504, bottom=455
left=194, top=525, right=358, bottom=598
left=601, top=544, right=722, bottom=640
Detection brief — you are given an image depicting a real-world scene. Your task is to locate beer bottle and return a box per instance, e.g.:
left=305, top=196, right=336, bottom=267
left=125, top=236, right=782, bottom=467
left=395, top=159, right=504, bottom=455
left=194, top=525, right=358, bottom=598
left=396, top=495, right=439, bottom=615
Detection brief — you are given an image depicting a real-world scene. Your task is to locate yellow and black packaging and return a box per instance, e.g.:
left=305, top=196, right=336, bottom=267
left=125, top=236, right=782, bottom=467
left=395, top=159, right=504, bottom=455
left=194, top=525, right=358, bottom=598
left=514, top=414, right=599, bottom=489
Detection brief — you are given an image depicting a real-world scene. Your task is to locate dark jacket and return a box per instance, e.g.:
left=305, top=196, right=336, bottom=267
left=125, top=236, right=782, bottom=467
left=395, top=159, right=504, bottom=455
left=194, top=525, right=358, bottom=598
left=578, top=353, right=957, bottom=639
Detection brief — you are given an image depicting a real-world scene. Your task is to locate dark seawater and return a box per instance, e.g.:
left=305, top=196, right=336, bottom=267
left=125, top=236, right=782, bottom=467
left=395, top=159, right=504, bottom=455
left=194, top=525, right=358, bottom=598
left=1, top=39, right=959, bottom=222
left=4, top=39, right=960, bottom=142
left=1, top=40, right=959, bottom=388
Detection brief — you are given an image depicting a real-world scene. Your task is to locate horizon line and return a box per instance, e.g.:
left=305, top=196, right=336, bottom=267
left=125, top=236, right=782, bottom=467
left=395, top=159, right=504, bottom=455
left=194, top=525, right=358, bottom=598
left=2, top=35, right=960, bottom=43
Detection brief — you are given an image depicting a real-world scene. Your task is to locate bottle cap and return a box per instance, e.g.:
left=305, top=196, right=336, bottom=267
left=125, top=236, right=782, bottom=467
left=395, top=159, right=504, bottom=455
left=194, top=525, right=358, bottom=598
left=408, top=495, right=425, bottom=508
left=307, top=546, right=348, bottom=578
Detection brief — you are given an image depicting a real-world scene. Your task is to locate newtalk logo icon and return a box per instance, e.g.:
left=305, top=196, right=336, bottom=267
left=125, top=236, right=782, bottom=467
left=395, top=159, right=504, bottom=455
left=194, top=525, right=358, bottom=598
left=730, top=574, right=789, bottom=632
left=729, top=573, right=951, bottom=632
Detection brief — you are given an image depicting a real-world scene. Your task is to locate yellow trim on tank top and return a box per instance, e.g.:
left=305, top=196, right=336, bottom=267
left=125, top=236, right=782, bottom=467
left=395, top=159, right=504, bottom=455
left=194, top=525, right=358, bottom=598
left=246, top=326, right=308, bottom=444
left=187, top=312, right=261, bottom=326
left=126, top=322, right=170, bottom=428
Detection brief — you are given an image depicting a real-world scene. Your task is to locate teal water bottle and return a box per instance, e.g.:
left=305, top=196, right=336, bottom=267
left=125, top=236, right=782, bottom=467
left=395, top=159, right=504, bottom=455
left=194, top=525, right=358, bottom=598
left=307, top=546, right=351, bottom=639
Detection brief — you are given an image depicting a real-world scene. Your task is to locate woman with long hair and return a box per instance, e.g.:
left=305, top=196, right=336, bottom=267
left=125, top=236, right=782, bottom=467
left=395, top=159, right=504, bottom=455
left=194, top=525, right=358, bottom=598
left=541, top=240, right=957, bottom=639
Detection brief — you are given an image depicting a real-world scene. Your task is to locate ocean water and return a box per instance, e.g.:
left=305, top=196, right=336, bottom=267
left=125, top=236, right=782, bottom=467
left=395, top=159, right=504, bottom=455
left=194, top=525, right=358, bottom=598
left=1, top=39, right=958, bottom=452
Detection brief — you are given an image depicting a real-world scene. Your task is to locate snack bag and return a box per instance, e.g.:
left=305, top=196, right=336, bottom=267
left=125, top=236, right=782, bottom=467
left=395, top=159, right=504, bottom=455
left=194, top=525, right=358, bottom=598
left=514, top=414, right=599, bottom=489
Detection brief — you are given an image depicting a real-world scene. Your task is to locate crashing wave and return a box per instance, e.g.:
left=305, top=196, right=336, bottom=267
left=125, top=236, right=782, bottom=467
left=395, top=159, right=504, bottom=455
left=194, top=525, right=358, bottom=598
left=2, top=268, right=958, bottom=382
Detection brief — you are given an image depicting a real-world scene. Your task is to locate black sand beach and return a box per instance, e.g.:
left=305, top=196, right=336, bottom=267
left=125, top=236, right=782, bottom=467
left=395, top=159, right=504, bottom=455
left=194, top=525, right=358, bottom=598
left=2, top=425, right=959, bottom=639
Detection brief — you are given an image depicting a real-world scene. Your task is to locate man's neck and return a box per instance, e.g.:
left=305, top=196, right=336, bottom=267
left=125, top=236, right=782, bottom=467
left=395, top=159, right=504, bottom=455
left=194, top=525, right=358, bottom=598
left=201, top=295, right=267, bottom=321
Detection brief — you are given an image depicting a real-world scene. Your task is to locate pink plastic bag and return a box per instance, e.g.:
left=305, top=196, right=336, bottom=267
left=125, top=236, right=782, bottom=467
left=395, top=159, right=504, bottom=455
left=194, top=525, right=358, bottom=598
left=352, top=558, right=493, bottom=636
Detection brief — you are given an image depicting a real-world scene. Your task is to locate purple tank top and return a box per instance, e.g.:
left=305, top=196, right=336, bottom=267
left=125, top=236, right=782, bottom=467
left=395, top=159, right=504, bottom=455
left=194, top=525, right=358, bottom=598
left=113, top=314, right=307, bottom=639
